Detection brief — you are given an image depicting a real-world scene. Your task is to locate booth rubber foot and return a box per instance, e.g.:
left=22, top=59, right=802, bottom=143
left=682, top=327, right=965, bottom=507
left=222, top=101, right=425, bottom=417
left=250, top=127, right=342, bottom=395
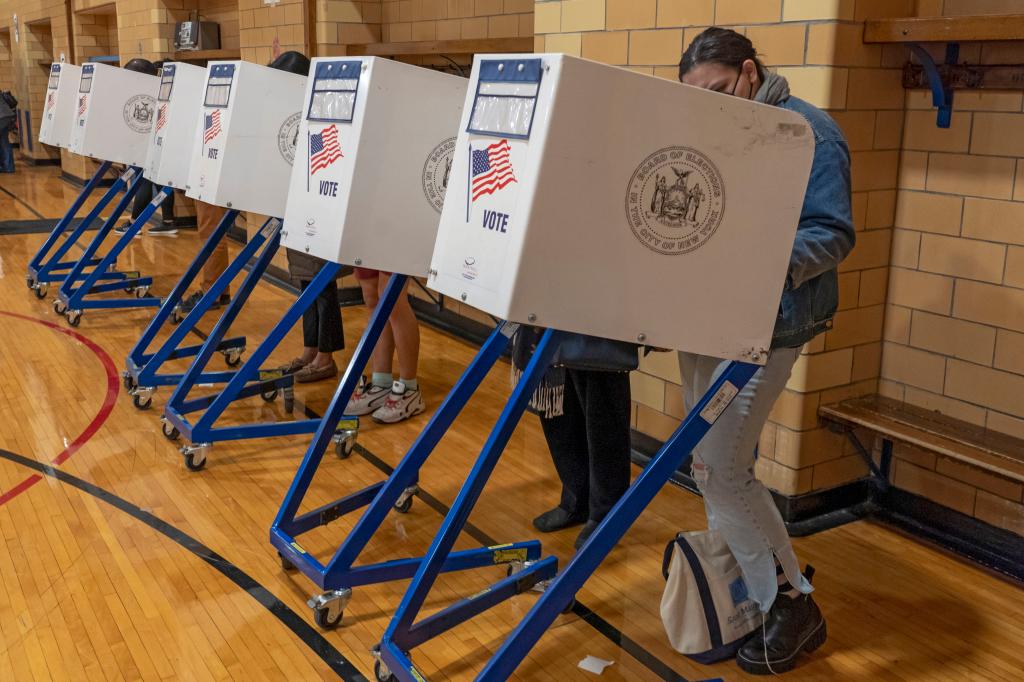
left=278, top=552, right=296, bottom=571
left=180, top=443, right=210, bottom=471
left=308, top=588, right=351, bottom=630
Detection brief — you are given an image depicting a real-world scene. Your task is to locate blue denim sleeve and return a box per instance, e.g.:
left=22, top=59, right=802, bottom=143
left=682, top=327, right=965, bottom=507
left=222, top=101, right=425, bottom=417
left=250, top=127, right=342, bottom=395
left=787, top=138, right=855, bottom=290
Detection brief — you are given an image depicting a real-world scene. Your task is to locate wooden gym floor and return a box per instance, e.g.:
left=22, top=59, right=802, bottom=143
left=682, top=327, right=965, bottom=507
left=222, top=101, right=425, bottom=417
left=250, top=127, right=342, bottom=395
left=1, top=165, right=1022, bottom=681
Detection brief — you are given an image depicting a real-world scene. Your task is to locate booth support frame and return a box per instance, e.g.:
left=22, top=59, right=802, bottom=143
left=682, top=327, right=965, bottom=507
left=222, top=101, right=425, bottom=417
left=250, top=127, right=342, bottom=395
left=375, top=331, right=760, bottom=681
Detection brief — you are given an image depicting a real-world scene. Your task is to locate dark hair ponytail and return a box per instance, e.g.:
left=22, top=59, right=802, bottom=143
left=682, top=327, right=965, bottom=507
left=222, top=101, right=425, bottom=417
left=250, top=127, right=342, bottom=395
left=678, top=27, right=766, bottom=83
left=123, top=58, right=158, bottom=76
left=268, top=50, right=311, bottom=77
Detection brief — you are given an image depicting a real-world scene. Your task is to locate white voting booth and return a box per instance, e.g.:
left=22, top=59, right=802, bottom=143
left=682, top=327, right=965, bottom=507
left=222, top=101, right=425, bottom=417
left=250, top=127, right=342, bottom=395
left=281, top=57, right=467, bottom=276
left=429, top=54, right=816, bottom=363
left=38, top=62, right=81, bottom=149
left=144, top=62, right=206, bottom=189
left=68, top=62, right=159, bottom=167
left=186, top=61, right=306, bottom=217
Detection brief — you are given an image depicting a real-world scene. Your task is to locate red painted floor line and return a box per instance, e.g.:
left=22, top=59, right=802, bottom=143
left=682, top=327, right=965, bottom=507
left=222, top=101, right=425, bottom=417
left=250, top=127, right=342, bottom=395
left=0, top=311, right=119, bottom=505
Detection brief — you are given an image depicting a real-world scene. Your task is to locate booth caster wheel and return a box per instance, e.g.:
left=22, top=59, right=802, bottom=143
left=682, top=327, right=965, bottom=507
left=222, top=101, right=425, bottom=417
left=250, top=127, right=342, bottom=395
left=26, top=276, right=35, bottom=290
left=53, top=299, right=67, bottom=315
left=122, top=372, right=137, bottom=392
left=371, top=646, right=405, bottom=682
left=135, top=285, right=151, bottom=299
left=333, top=429, right=358, bottom=459
left=261, top=389, right=279, bottom=402
left=34, top=284, right=48, bottom=299
left=374, top=660, right=396, bottom=682
left=161, top=419, right=180, bottom=441
left=169, top=307, right=183, bottom=325
left=222, top=349, right=243, bottom=367
left=131, top=391, right=153, bottom=410
left=393, top=486, right=417, bottom=514
left=278, top=552, right=296, bottom=571
left=308, top=589, right=351, bottom=630
left=66, top=310, right=82, bottom=327
left=181, top=444, right=209, bottom=471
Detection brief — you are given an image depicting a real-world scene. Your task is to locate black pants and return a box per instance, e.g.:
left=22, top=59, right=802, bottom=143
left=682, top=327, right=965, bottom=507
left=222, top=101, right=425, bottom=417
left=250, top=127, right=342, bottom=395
left=131, top=178, right=175, bottom=223
left=539, top=369, right=632, bottom=523
left=300, top=279, right=345, bottom=353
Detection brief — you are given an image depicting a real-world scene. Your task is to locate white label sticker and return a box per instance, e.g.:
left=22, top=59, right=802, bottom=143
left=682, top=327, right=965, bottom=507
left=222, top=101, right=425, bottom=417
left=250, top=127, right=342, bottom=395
left=700, top=381, right=739, bottom=424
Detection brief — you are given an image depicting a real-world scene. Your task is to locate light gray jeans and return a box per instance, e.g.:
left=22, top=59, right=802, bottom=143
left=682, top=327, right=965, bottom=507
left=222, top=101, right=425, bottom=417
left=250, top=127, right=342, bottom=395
left=678, top=347, right=812, bottom=612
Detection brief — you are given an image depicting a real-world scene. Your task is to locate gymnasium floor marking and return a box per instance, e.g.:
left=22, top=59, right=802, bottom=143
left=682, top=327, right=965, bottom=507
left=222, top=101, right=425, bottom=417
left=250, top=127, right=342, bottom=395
left=0, top=446, right=367, bottom=681
left=0, top=182, right=46, bottom=219
left=0, top=311, right=119, bottom=507
left=3, top=208, right=696, bottom=679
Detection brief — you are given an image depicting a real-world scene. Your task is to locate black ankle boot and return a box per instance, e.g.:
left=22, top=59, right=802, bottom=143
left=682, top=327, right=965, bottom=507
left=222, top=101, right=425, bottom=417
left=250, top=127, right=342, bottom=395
left=736, top=588, right=826, bottom=674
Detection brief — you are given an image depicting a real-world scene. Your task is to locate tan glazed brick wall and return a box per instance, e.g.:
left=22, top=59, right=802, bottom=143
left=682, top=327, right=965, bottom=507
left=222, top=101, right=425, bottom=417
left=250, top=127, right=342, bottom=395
left=535, top=0, right=917, bottom=497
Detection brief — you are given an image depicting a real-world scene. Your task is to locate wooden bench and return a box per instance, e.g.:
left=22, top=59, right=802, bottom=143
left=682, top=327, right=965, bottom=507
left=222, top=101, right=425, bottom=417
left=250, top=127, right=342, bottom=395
left=819, top=395, right=1024, bottom=491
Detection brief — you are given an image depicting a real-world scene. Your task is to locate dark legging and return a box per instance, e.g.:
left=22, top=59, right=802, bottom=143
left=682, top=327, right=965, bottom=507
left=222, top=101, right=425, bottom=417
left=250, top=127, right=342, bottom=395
left=539, top=369, right=632, bottom=523
left=130, top=178, right=175, bottom=223
left=300, top=279, right=345, bottom=353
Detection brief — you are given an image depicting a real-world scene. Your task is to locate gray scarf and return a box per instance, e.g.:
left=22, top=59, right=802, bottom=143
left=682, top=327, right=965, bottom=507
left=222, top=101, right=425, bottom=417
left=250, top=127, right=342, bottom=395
left=754, top=71, right=790, bottom=106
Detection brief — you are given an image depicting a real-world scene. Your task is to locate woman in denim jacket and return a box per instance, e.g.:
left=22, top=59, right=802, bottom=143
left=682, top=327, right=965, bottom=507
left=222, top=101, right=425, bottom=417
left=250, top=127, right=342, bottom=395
left=676, top=28, right=855, bottom=675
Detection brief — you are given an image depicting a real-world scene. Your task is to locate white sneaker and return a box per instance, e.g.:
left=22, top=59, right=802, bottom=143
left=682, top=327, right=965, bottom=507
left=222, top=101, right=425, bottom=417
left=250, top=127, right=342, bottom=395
left=371, top=381, right=425, bottom=424
left=345, top=381, right=391, bottom=416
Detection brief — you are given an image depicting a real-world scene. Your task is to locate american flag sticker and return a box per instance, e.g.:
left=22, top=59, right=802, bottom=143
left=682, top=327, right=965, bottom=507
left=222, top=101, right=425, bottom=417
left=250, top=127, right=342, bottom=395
left=466, top=139, right=517, bottom=222
left=471, top=139, right=517, bottom=201
left=307, top=124, right=343, bottom=191
left=156, top=104, right=168, bottom=132
left=78, top=95, right=88, bottom=118
left=203, top=110, right=221, bottom=144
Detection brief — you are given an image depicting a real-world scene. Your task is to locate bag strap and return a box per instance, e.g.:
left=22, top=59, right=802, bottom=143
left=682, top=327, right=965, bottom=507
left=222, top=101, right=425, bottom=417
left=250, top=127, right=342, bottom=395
left=675, top=535, right=724, bottom=650
left=661, top=535, right=678, bottom=579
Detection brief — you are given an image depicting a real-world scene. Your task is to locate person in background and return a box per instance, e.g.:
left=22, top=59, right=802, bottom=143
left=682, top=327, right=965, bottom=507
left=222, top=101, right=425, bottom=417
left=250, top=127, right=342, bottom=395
left=675, top=27, right=854, bottom=675
left=178, top=200, right=233, bottom=313
left=0, top=89, right=18, bottom=173
left=115, top=59, right=177, bottom=237
left=268, top=50, right=346, bottom=383
left=344, top=268, right=425, bottom=424
left=516, top=330, right=635, bottom=550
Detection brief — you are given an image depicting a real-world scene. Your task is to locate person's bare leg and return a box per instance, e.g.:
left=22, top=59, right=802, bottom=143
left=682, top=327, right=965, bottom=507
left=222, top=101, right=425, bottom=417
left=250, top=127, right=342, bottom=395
left=359, top=276, right=395, bottom=380
left=381, top=275, right=420, bottom=384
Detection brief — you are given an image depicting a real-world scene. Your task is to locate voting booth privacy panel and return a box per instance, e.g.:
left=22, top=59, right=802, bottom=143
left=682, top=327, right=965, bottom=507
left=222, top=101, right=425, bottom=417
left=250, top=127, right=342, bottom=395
left=68, top=62, right=159, bottom=167
left=281, top=57, right=467, bottom=277
left=145, top=62, right=207, bottom=189
left=39, top=63, right=81, bottom=149
left=186, top=61, right=306, bottom=217
left=429, top=54, right=816, bottom=363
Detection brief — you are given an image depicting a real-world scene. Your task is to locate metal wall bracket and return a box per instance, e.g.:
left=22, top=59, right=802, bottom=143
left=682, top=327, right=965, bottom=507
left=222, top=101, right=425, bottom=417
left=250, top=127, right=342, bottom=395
left=906, top=42, right=959, bottom=128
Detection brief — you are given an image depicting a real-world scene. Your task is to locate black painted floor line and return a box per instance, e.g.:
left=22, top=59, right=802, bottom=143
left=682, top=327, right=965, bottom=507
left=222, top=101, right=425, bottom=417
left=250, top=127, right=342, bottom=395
left=0, top=183, right=45, bottom=220
left=0, top=447, right=368, bottom=681
left=0, top=217, right=99, bottom=235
